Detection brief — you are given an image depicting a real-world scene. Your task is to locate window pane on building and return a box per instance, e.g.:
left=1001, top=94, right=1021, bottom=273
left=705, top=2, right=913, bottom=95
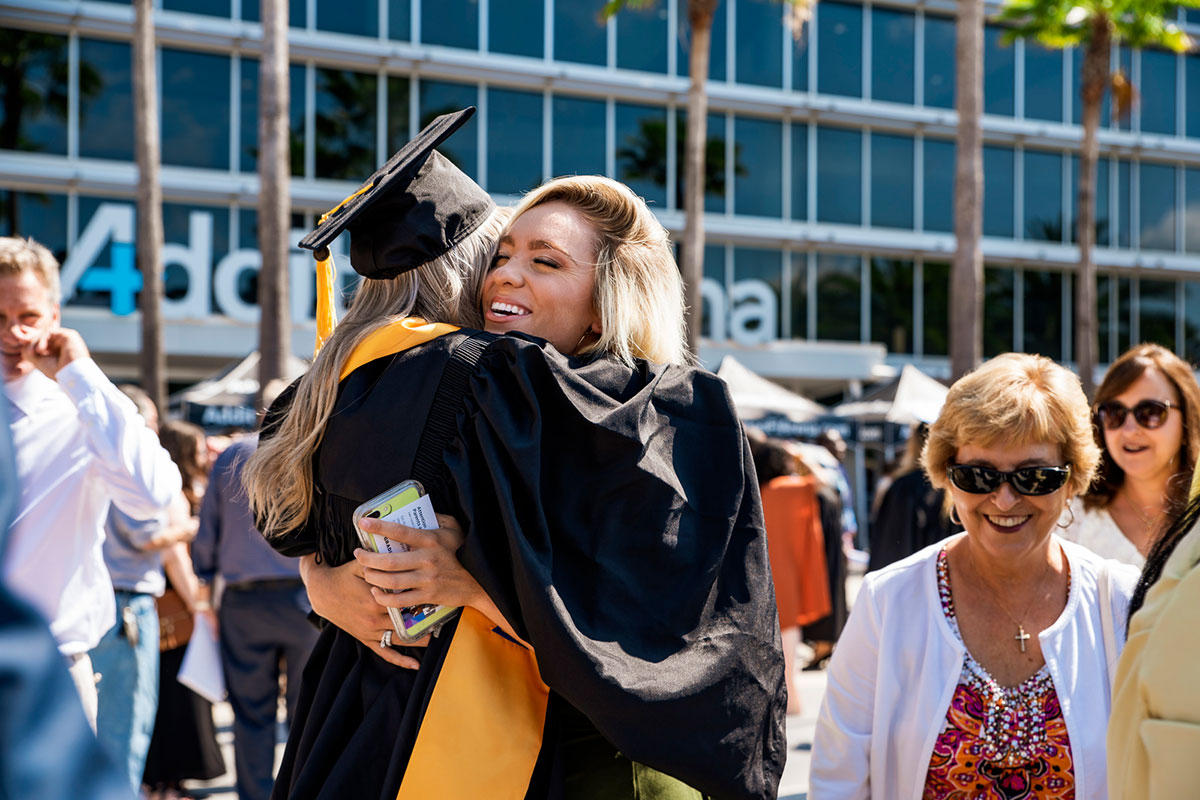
left=386, top=76, right=410, bottom=155
left=551, top=96, right=605, bottom=178
left=162, top=200, right=230, bottom=309
left=615, top=102, right=667, bottom=207
left=702, top=244, right=728, bottom=339
left=983, top=25, right=1015, bottom=116
left=871, top=133, right=913, bottom=229
left=983, top=266, right=1014, bottom=357
left=555, top=0, right=606, bottom=66
left=1186, top=167, right=1200, bottom=253
left=678, top=0, right=726, bottom=81
left=983, top=146, right=1015, bottom=237
left=1139, top=278, right=1176, bottom=350
left=315, top=68, right=377, bottom=180
left=389, top=0, right=410, bottom=40
left=0, top=31, right=69, bottom=155
left=1098, top=274, right=1113, bottom=362
left=317, top=0, right=376, bottom=36
left=1184, top=280, right=1200, bottom=363
left=791, top=251, right=808, bottom=338
left=616, top=4, right=667, bottom=73
left=72, top=195, right=133, bottom=311
left=816, top=253, right=861, bottom=341
left=420, top=80, right=478, bottom=177
left=1070, top=156, right=1111, bottom=246
left=491, top=0, right=543, bottom=58
left=1140, top=49, right=1177, bottom=135
left=0, top=191, right=68, bottom=264
left=733, top=246, right=783, bottom=340
left=162, top=49, right=230, bottom=170
left=78, top=39, right=133, bottom=161
left=792, top=15, right=809, bottom=90
left=791, top=124, right=808, bottom=220
left=923, top=14, right=955, bottom=109
left=1140, top=162, right=1177, bottom=251
left=164, top=0, right=230, bottom=16
left=1024, top=150, right=1063, bottom=241
left=817, top=126, right=861, bottom=224
left=241, top=0, right=307, bottom=27
left=487, top=87, right=542, bottom=195
left=1023, top=270, right=1063, bottom=360
left=923, top=138, right=955, bottom=233
left=871, top=257, right=913, bottom=353
left=1188, top=54, right=1200, bottom=138
left=817, top=2, right=862, bottom=98
left=923, top=261, right=949, bottom=356
left=736, top=0, right=783, bottom=87
left=871, top=7, right=914, bottom=104
left=1117, top=276, right=1132, bottom=351
left=240, top=60, right=306, bottom=176
left=677, top=110, right=727, bottom=213
left=735, top=116, right=782, bottom=217
left=1024, top=42, right=1063, bottom=122
left=422, top=0, right=477, bottom=49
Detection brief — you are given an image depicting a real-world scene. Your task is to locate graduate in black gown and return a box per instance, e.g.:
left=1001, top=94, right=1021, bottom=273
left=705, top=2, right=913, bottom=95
left=244, top=109, right=785, bottom=800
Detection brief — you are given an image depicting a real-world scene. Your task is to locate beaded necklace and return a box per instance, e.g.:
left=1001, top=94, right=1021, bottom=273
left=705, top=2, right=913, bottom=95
left=936, top=549, right=1069, bottom=767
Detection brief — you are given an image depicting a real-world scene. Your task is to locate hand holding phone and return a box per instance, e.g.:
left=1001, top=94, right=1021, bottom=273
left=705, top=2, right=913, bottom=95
left=352, top=481, right=461, bottom=644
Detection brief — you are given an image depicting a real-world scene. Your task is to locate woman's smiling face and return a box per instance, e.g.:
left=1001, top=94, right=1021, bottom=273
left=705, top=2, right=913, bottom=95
left=1102, top=367, right=1184, bottom=484
left=481, top=201, right=601, bottom=355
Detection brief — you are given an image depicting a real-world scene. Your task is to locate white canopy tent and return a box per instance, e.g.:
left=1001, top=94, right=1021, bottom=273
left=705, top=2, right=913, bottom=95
left=715, top=355, right=827, bottom=422
left=831, top=364, right=948, bottom=425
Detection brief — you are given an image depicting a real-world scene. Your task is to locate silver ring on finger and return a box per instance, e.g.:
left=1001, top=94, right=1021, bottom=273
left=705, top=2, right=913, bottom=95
left=380, top=629, right=393, bottom=648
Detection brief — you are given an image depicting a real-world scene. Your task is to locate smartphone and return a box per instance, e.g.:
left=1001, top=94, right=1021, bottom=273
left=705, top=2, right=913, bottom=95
left=351, top=480, right=461, bottom=644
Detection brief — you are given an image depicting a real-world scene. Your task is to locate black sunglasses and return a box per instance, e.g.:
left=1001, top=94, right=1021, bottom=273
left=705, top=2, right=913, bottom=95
left=946, top=464, right=1072, bottom=496
left=1095, top=399, right=1179, bottom=431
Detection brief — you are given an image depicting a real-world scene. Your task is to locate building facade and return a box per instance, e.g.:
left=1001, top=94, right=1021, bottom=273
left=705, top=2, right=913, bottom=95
left=2, top=0, right=1199, bottom=393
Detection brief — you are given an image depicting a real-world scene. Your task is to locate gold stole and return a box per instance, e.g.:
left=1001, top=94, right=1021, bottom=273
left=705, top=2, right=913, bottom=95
left=338, top=318, right=551, bottom=799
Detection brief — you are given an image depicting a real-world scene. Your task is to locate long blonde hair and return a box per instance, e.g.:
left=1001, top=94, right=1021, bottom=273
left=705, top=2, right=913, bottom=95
left=244, top=209, right=505, bottom=538
left=510, top=176, right=689, bottom=367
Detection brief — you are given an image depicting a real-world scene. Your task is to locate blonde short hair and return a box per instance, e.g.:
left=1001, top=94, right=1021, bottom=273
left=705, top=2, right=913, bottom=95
left=507, top=176, right=689, bottom=366
left=0, top=236, right=61, bottom=301
left=923, top=353, right=1099, bottom=497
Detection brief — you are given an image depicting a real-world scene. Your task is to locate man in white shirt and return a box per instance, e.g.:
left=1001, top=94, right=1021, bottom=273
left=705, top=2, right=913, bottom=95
left=0, top=236, right=181, bottom=729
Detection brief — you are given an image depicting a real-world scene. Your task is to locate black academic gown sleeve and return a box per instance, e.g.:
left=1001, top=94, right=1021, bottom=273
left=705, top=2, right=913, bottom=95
left=448, top=336, right=787, bottom=800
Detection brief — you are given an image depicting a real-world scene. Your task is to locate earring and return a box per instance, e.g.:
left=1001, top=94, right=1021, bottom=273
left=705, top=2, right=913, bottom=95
left=1057, top=503, right=1076, bottom=529
left=572, top=325, right=600, bottom=355
left=949, top=505, right=962, bottom=527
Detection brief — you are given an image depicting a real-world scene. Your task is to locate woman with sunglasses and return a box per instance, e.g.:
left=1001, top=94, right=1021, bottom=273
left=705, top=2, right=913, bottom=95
left=811, top=353, right=1139, bottom=799
left=1061, top=344, right=1200, bottom=568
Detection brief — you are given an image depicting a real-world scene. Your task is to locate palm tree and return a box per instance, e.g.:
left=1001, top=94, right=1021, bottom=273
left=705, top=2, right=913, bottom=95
left=603, top=0, right=811, bottom=355
left=258, top=0, right=291, bottom=408
left=997, top=0, right=1196, bottom=396
left=133, top=0, right=165, bottom=412
left=951, top=0, right=984, bottom=381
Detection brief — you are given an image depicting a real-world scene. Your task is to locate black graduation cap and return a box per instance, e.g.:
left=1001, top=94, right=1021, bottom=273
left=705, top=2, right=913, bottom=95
left=299, top=107, right=494, bottom=280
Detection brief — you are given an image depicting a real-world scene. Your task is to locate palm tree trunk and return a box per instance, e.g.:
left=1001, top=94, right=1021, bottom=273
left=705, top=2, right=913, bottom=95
left=950, top=0, right=983, bottom=379
left=1076, top=16, right=1110, bottom=399
left=133, top=0, right=165, bottom=413
left=258, top=0, right=291, bottom=407
left=682, top=0, right=718, bottom=358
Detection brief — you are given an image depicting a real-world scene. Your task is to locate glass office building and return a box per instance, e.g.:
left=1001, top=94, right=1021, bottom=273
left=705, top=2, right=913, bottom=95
left=3, top=0, right=1200, bottom=391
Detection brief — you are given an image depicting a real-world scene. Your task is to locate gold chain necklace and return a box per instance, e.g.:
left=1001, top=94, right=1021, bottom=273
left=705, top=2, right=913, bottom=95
left=967, top=545, right=1054, bottom=653
left=1119, top=490, right=1158, bottom=530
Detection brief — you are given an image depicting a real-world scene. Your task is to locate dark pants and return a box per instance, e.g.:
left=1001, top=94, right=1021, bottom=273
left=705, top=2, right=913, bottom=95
left=219, top=581, right=318, bottom=800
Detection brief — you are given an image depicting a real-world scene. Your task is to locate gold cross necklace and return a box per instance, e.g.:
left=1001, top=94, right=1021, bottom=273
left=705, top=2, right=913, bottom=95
left=968, top=545, right=1055, bottom=653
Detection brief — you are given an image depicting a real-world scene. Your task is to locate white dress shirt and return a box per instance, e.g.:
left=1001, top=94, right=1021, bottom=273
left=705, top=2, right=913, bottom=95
left=3, top=359, right=181, bottom=655
left=1059, top=501, right=1146, bottom=568
left=810, top=535, right=1138, bottom=800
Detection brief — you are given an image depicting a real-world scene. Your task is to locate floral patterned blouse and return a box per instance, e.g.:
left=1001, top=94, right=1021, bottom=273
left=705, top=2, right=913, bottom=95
left=923, top=549, right=1075, bottom=799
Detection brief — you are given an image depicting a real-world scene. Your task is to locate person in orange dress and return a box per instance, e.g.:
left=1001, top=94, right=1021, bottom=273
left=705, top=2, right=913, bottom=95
left=751, top=434, right=830, bottom=715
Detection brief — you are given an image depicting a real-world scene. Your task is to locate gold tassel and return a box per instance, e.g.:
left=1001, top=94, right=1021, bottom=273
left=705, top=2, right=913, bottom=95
left=1189, top=458, right=1200, bottom=503
left=311, top=184, right=372, bottom=353
left=314, top=247, right=337, bottom=354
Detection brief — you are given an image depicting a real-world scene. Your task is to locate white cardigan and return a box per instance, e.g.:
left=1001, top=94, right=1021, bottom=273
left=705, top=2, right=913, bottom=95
left=810, top=535, right=1139, bottom=800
